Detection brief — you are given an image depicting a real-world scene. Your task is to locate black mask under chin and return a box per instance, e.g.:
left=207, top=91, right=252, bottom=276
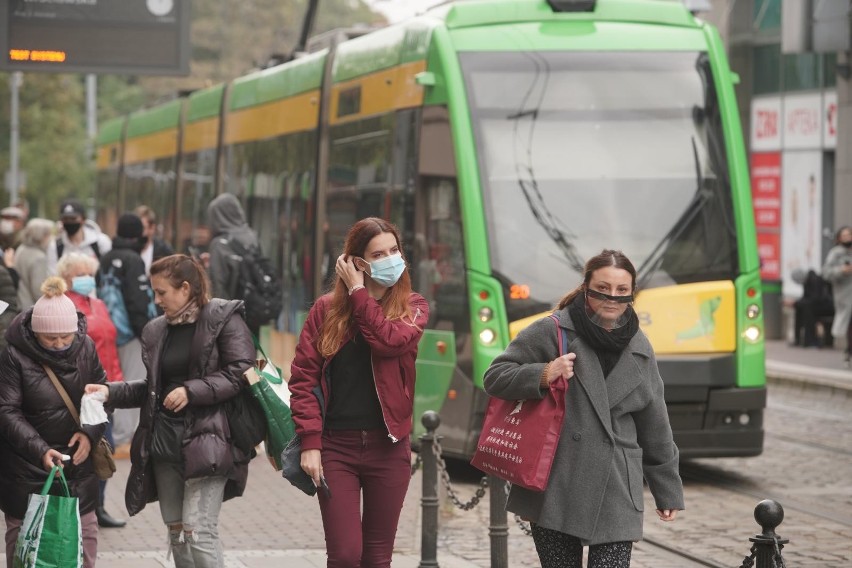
left=842, top=241, right=852, bottom=248
left=63, top=222, right=82, bottom=237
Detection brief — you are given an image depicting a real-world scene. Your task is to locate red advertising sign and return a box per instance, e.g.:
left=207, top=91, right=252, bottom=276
left=750, top=152, right=781, bottom=230
left=757, top=232, right=781, bottom=281
left=751, top=152, right=781, bottom=281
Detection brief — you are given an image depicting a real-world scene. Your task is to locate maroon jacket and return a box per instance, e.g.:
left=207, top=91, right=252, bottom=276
left=289, top=288, right=429, bottom=449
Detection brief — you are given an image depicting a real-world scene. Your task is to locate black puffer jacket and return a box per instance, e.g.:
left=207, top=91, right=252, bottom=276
left=108, top=299, right=255, bottom=516
left=0, top=310, right=107, bottom=519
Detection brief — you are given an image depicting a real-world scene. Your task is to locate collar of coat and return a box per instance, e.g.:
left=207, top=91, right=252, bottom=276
left=143, top=298, right=245, bottom=379
left=552, top=306, right=655, bottom=437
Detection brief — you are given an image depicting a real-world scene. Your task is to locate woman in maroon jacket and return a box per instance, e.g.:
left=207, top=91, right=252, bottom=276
left=290, top=217, right=428, bottom=568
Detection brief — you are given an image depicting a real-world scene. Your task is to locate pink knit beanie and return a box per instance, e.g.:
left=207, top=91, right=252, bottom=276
left=31, top=277, right=78, bottom=334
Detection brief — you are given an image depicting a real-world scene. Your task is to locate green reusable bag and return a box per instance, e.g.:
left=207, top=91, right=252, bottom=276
left=14, top=466, right=83, bottom=568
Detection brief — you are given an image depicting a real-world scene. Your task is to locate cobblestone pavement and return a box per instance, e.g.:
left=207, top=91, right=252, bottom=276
left=436, top=380, right=852, bottom=567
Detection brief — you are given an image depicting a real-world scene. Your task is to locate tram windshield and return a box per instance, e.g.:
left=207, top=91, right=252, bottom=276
left=461, top=51, right=739, bottom=321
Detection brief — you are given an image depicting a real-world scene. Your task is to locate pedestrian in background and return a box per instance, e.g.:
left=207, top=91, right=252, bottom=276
left=289, top=217, right=429, bottom=568
left=14, top=218, right=54, bottom=311
left=86, top=254, right=255, bottom=567
left=97, top=213, right=156, bottom=447
left=0, top=276, right=108, bottom=568
left=0, top=206, right=26, bottom=251
left=135, top=205, right=174, bottom=275
left=47, top=199, right=112, bottom=275
left=822, top=226, right=852, bottom=365
left=58, top=252, right=126, bottom=529
left=205, top=193, right=258, bottom=300
left=484, top=249, right=683, bottom=568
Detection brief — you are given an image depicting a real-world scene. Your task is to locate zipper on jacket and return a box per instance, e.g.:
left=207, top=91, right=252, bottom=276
left=370, top=354, right=398, bottom=443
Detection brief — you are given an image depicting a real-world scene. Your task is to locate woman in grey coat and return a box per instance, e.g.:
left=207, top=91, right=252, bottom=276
left=822, top=226, right=852, bottom=364
left=484, top=249, right=683, bottom=568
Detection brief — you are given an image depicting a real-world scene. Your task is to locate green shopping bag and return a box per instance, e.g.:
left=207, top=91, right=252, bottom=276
left=248, top=335, right=296, bottom=470
left=14, top=466, right=83, bottom=568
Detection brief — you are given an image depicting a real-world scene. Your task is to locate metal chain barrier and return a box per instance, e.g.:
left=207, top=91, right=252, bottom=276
left=410, top=451, right=422, bottom=477
left=501, top=481, right=533, bottom=536
left=432, top=436, right=488, bottom=510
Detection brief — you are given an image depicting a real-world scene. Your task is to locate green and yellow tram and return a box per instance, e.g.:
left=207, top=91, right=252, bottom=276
left=95, top=0, right=766, bottom=459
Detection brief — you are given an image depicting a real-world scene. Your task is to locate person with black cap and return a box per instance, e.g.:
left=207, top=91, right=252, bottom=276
left=46, top=199, right=112, bottom=276
left=96, top=213, right=157, bottom=479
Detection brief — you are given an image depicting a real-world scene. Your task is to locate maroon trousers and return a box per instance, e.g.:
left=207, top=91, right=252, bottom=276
left=318, top=429, right=411, bottom=568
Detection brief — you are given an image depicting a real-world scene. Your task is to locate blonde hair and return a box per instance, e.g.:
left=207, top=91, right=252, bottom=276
left=56, top=252, right=98, bottom=280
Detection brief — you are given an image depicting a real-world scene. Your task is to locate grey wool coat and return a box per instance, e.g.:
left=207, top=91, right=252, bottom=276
left=483, top=307, right=684, bottom=545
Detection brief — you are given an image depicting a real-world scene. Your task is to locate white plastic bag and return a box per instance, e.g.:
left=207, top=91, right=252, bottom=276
left=80, top=392, right=109, bottom=426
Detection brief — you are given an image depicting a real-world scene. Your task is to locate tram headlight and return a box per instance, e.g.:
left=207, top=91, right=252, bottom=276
left=746, top=303, right=760, bottom=319
left=478, top=307, right=493, bottom=322
left=479, top=328, right=496, bottom=345
left=743, top=325, right=761, bottom=343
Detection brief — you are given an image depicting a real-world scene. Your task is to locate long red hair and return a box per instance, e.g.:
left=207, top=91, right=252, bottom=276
left=317, top=217, right=415, bottom=357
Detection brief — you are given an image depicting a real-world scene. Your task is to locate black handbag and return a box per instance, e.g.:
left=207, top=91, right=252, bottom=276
left=281, top=436, right=318, bottom=496
left=150, top=413, right=185, bottom=463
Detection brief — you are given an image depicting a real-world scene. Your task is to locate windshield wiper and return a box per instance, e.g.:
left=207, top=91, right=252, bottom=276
left=636, top=136, right=710, bottom=290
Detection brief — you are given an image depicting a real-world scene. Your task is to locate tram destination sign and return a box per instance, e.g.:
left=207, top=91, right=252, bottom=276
left=0, top=0, right=190, bottom=75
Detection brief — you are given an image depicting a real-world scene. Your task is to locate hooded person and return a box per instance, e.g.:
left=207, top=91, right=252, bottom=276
left=96, top=213, right=157, bottom=447
left=46, top=199, right=112, bottom=276
left=206, top=193, right=259, bottom=301
left=0, top=276, right=108, bottom=568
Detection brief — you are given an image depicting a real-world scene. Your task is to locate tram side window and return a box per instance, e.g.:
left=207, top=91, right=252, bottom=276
left=326, top=114, right=394, bottom=265
left=179, top=149, right=216, bottom=259
left=95, top=168, right=120, bottom=238
left=225, top=130, right=317, bottom=333
left=415, top=106, right=468, bottom=333
left=124, top=157, right=177, bottom=244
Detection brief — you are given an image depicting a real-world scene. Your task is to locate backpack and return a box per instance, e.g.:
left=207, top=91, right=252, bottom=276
left=98, top=268, right=134, bottom=346
left=227, top=239, right=282, bottom=331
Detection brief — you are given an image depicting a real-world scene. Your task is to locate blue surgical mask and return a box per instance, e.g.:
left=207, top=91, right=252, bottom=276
left=71, top=275, right=96, bottom=296
left=368, top=254, right=406, bottom=288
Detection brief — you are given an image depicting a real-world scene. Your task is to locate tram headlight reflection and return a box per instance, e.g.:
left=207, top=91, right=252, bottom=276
left=479, top=328, right=496, bottom=345
left=743, top=325, right=761, bottom=343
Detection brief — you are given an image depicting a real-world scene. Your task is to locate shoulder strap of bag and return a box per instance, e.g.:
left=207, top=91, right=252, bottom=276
left=42, top=363, right=82, bottom=427
left=548, top=314, right=568, bottom=356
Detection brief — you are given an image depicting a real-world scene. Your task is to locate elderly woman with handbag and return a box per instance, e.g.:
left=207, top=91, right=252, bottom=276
left=484, top=249, right=684, bottom=568
left=0, top=276, right=108, bottom=568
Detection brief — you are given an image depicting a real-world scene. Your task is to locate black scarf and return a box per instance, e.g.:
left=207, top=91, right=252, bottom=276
left=568, top=294, right=639, bottom=378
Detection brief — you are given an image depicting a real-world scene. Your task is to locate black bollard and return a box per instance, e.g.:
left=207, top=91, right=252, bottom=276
left=749, top=500, right=788, bottom=568
left=488, top=476, right=509, bottom=568
left=419, top=411, right=441, bottom=568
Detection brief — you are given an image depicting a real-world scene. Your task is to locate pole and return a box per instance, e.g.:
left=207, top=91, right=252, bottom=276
left=419, top=411, right=440, bottom=568
left=488, top=476, right=509, bottom=568
left=9, top=72, right=22, bottom=205
left=85, top=74, right=97, bottom=215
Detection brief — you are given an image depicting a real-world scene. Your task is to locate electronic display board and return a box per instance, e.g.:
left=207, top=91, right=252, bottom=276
left=0, top=0, right=190, bottom=75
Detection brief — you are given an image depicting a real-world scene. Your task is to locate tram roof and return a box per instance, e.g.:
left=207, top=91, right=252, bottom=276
left=126, top=99, right=182, bottom=139
left=96, top=117, right=125, bottom=146
left=186, top=84, right=225, bottom=123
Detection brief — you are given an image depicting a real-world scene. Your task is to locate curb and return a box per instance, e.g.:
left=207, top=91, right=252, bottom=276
left=766, top=361, right=852, bottom=393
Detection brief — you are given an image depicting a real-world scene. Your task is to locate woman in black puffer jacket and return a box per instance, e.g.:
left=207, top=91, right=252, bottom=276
left=0, top=277, right=108, bottom=568
left=87, top=254, right=255, bottom=568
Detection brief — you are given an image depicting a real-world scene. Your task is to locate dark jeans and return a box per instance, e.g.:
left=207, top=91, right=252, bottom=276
left=319, top=429, right=411, bottom=568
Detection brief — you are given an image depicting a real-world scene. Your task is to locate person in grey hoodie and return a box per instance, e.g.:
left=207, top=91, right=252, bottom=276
left=206, top=194, right=259, bottom=301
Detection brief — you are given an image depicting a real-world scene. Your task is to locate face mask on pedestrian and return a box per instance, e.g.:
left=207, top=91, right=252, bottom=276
left=63, top=222, right=82, bottom=236
left=364, top=253, right=406, bottom=288
left=0, top=220, right=15, bottom=235
left=842, top=240, right=852, bottom=248
left=71, top=275, right=96, bottom=296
